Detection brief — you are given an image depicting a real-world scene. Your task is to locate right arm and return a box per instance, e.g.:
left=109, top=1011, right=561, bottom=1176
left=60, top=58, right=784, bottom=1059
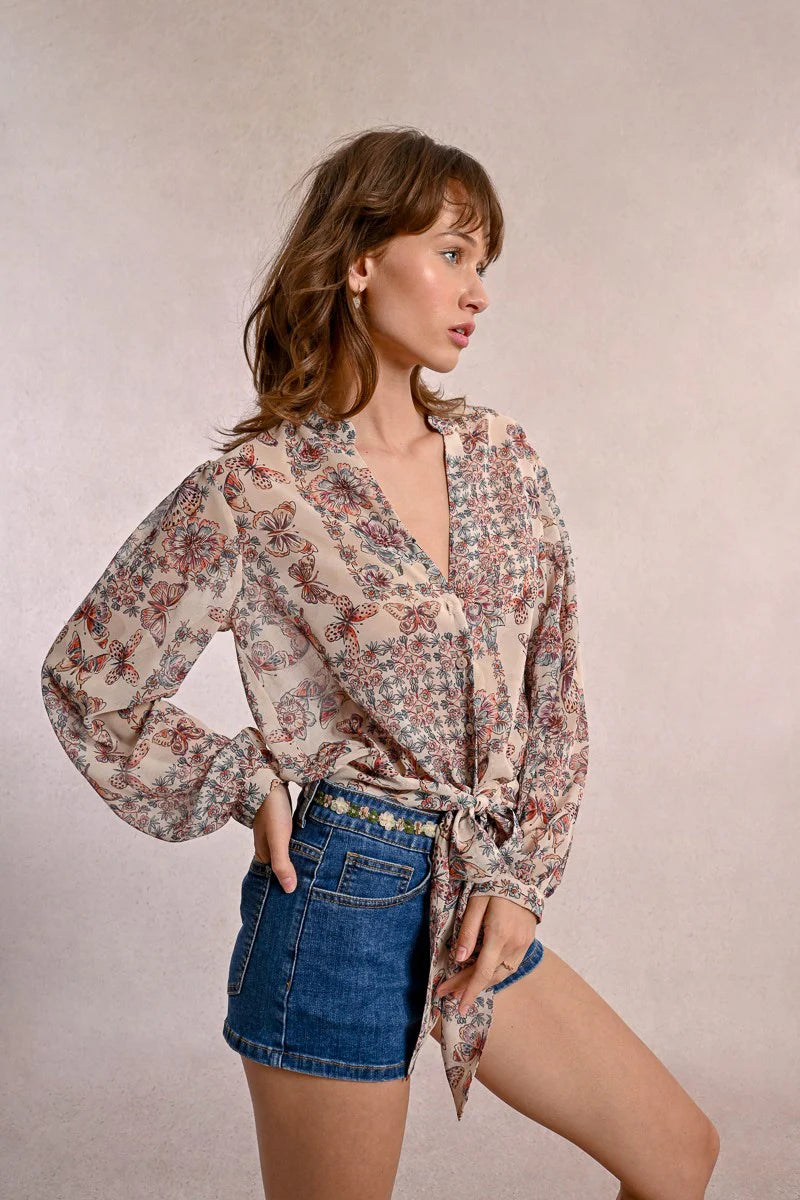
left=39, top=456, right=286, bottom=842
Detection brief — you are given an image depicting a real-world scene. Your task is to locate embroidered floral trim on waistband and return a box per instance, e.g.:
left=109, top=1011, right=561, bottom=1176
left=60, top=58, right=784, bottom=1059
left=315, top=791, right=439, bottom=838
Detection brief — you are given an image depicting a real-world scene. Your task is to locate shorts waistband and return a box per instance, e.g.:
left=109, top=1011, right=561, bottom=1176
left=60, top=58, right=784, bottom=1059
left=296, top=778, right=442, bottom=839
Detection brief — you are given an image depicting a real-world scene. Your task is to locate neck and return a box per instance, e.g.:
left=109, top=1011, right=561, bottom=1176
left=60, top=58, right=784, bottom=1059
left=324, top=361, right=429, bottom=452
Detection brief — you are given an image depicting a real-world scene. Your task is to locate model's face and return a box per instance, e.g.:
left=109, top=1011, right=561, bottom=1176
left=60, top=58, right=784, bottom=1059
left=350, top=196, right=491, bottom=373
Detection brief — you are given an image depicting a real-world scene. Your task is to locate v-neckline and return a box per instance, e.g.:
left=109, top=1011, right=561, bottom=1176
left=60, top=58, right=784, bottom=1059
left=304, top=406, right=460, bottom=597
left=352, top=421, right=455, bottom=594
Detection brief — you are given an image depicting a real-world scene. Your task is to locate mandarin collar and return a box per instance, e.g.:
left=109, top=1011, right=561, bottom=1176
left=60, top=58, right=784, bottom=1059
left=301, top=403, right=457, bottom=443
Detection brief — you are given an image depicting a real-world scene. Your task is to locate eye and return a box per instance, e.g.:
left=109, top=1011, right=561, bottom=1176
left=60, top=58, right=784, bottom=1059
left=441, top=249, right=489, bottom=279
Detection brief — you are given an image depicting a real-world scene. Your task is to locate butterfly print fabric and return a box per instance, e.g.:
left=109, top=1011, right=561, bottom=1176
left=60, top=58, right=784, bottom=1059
left=40, top=401, right=589, bottom=1120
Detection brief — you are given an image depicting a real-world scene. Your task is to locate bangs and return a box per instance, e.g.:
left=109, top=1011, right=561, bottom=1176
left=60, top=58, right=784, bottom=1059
left=379, top=139, right=504, bottom=265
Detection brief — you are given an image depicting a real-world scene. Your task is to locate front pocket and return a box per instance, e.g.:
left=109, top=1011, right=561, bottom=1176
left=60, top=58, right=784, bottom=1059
left=336, top=850, right=414, bottom=899
left=226, top=864, right=272, bottom=996
left=312, top=858, right=432, bottom=909
left=306, top=824, right=433, bottom=909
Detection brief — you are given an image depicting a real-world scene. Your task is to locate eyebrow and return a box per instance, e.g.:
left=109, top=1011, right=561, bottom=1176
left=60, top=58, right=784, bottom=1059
left=436, top=230, right=489, bottom=257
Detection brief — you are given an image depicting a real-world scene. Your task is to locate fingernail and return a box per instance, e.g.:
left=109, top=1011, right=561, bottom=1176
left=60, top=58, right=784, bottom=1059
left=455, top=945, right=467, bottom=961
left=281, top=876, right=296, bottom=892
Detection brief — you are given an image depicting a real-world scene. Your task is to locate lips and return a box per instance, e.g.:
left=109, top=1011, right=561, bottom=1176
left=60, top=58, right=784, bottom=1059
left=449, top=321, right=475, bottom=336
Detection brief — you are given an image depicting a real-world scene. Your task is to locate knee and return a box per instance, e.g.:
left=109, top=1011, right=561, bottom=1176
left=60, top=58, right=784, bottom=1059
left=627, top=1114, right=720, bottom=1200
left=681, top=1114, right=720, bottom=1198
left=704, top=1117, right=721, bottom=1176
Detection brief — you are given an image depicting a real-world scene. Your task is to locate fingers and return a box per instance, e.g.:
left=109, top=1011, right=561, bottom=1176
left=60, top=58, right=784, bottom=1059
left=452, top=893, right=490, bottom=962
left=436, top=969, right=470, bottom=1006
left=435, top=947, right=516, bottom=1015
left=445, top=950, right=498, bottom=1015
left=252, top=782, right=297, bottom=893
left=268, top=845, right=297, bottom=893
left=438, top=894, right=540, bottom=1012
left=436, top=967, right=479, bottom=1015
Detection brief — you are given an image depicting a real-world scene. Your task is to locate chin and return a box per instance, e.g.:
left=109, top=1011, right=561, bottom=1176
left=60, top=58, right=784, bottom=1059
left=418, top=351, right=460, bottom=374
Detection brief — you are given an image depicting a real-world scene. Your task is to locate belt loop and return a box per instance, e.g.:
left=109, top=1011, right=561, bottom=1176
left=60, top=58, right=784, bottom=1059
left=297, top=778, right=322, bottom=827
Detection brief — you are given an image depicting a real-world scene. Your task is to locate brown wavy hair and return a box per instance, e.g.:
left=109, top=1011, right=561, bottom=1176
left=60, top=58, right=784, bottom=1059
left=212, top=125, right=504, bottom=454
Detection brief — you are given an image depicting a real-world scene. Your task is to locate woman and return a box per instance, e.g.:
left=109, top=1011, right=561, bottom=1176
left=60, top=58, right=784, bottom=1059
left=40, top=126, right=719, bottom=1199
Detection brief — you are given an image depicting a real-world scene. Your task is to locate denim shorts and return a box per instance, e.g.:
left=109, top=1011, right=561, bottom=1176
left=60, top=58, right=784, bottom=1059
left=221, top=778, right=545, bottom=1081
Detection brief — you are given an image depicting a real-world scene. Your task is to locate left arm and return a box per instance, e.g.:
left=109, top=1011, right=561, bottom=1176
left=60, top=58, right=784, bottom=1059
left=437, top=428, right=590, bottom=1008
left=503, top=433, right=590, bottom=920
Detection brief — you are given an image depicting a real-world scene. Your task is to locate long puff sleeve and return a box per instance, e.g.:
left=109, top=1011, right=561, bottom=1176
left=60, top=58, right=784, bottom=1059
left=509, top=430, right=590, bottom=921
left=471, top=425, right=590, bottom=924
left=39, top=456, right=286, bottom=841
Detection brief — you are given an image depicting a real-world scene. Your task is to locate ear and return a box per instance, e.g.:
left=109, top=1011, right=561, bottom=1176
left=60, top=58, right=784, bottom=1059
left=348, top=257, right=369, bottom=294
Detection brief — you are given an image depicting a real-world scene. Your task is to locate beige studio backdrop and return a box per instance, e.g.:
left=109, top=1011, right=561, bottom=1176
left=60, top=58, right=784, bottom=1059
left=4, top=2, right=799, bottom=1198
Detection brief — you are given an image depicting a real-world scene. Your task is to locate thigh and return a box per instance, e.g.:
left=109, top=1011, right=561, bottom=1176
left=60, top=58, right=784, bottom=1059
left=241, top=1056, right=410, bottom=1200
left=430, top=945, right=718, bottom=1198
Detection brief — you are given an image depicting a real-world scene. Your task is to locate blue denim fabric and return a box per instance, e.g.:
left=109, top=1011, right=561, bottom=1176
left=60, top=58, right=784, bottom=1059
left=222, top=779, right=544, bottom=1079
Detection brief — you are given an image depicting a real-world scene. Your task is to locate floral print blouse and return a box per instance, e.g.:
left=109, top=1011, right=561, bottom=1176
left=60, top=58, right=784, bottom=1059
left=40, top=399, right=589, bottom=1121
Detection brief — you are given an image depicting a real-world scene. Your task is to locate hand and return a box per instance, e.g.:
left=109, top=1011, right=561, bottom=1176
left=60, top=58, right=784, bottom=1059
left=251, top=780, right=297, bottom=892
left=434, top=893, right=540, bottom=1016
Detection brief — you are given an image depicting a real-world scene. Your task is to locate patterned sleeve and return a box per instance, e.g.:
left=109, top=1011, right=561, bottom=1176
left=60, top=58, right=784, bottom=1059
left=474, top=422, right=590, bottom=923
left=510, top=428, right=590, bottom=921
left=39, top=456, right=286, bottom=842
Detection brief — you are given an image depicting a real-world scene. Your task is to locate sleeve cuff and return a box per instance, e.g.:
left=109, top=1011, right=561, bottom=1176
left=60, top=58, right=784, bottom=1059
left=232, top=766, right=287, bottom=829
left=473, top=875, right=546, bottom=924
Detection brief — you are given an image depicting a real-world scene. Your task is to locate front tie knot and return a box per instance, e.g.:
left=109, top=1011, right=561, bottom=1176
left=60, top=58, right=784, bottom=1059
left=439, top=780, right=523, bottom=888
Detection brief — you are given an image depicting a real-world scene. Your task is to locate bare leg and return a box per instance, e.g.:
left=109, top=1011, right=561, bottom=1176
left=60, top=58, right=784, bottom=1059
left=431, top=946, right=720, bottom=1200
left=240, top=1055, right=411, bottom=1200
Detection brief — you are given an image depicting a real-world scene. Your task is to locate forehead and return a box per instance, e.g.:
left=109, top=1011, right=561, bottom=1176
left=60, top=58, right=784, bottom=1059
left=429, top=199, right=489, bottom=257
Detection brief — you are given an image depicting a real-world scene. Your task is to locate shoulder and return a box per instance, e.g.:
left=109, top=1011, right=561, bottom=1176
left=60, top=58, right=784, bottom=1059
left=169, top=453, right=231, bottom=508
left=202, top=433, right=295, bottom=513
left=152, top=452, right=246, bottom=536
left=456, top=403, right=541, bottom=461
left=204, top=434, right=278, bottom=480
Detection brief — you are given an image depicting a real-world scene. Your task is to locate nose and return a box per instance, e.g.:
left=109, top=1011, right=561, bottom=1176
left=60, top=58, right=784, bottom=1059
left=467, top=282, right=490, bottom=314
